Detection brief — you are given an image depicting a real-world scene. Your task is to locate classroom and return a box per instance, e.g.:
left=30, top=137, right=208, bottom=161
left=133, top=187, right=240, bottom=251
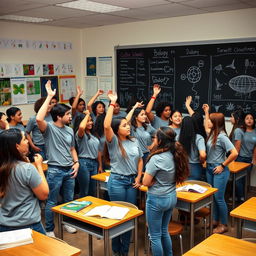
left=0, top=1, right=256, bottom=255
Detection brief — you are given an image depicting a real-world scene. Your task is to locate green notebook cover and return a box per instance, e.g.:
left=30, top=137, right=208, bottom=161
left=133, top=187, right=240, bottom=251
left=61, top=200, right=92, bottom=212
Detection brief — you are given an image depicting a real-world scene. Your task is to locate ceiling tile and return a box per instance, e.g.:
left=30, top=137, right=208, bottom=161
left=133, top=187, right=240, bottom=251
left=182, top=0, right=242, bottom=8
left=90, top=0, right=169, bottom=8
left=13, top=6, right=94, bottom=19
left=201, top=2, right=253, bottom=12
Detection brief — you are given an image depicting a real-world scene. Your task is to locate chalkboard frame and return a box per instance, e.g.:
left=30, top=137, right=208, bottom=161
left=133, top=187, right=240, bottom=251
left=115, top=37, right=256, bottom=117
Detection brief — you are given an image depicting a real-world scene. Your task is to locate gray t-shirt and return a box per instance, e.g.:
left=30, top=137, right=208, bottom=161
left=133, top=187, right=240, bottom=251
left=76, top=132, right=100, bottom=159
left=234, top=128, right=256, bottom=158
left=151, top=116, right=169, bottom=129
left=206, top=132, right=234, bottom=163
left=130, top=125, right=156, bottom=153
left=26, top=115, right=52, bottom=145
left=99, top=135, right=106, bottom=153
left=0, top=162, right=42, bottom=226
left=43, top=122, right=75, bottom=166
left=9, top=123, right=25, bottom=132
left=145, top=151, right=176, bottom=195
left=113, top=111, right=126, bottom=119
left=190, top=134, right=206, bottom=163
left=107, top=135, right=143, bottom=175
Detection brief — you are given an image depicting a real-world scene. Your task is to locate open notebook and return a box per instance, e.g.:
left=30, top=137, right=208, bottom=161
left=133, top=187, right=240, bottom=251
left=0, top=228, right=33, bottom=250
left=84, top=205, right=130, bottom=220
left=176, top=184, right=208, bottom=193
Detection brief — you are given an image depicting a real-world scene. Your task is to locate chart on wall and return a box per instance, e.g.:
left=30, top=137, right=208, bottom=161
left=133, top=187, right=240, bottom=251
left=116, top=40, right=256, bottom=116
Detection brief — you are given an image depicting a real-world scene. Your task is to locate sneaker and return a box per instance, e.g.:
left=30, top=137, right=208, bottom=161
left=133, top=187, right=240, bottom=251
left=46, top=231, right=56, bottom=238
left=213, top=224, right=228, bottom=234
left=64, top=224, right=77, bottom=234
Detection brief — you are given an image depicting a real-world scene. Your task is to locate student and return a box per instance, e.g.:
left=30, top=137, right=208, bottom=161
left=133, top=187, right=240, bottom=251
left=169, top=110, right=182, bottom=139
left=6, top=107, right=25, bottom=132
left=104, top=90, right=143, bottom=256
left=234, top=112, right=256, bottom=201
left=26, top=97, right=53, bottom=160
left=126, top=102, right=155, bottom=166
left=229, top=109, right=245, bottom=143
left=112, top=100, right=126, bottom=118
left=179, top=116, right=206, bottom=180
left=74, top=110, right=100, bottom=197
left=0, top=129, right=49, bottom=234
left=87, top=89, right=105, bottom=121
left=50, top=96, right=58, bottom=106
left=143, top=127, right=189, bottom=256
left=71, top=86, right=86, bottom=125
left=203, top=104, right=238, bottom=234
left=0, top=112, right=9, bottom=132
left=36, top=80, right=79, bottom=237
left=146, top=84, right=172, bottom=129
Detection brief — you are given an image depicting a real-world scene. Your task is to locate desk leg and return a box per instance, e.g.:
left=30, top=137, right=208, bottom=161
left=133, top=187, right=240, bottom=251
left=237, top=218, right=242, bottom=239
left=103, top=229, right=110, bottom=256
left=134, top=218, right=138, bottom=256
left=231, top=173, right=236, bottom=227
left=88, top=234, right=93, bottom=256
left=244, top=171, right=248, bottom=201
left=209, top=196, right=213, bottom=236
left=57, top=214, right=63, bottom=239
left=190, top=203, right=195, bottom=249
left=96, top=181, right=100, bottom=198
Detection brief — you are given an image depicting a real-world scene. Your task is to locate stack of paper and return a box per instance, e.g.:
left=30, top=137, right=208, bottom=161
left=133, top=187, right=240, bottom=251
left=0, top=228, right=33, bottom=250
left=176, top=184, right=208, bottom=193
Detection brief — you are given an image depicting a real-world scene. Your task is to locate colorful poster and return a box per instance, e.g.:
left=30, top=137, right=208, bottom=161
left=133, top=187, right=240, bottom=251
left=59, top=75, right=76, bottom=103
left=10, top=77, right=27, bottom=105
left=43, top=64, right=54, bottom=75
left=23, top=64, right=35, bottom=76
left=86, top=57, right=96, bottom=76
left=26, top=77, right=41, bottom=103
left=0, top=78, right=11, bottom=106
left=40, top=76, right=59, bottom=100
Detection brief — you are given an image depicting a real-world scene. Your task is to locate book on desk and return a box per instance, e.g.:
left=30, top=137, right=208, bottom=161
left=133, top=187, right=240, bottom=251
left=61, top=200, right=92, bottom=212
left=176, top=184, right=207, bottom=193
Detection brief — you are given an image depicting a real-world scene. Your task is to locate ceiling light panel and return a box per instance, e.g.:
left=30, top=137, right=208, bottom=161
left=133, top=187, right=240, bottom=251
left=57, top=0, right=129, bottom=13
left=0, top=15, right=52, bottom=22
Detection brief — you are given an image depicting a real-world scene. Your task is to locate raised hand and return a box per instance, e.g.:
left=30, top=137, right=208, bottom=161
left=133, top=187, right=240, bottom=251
left=76, top=86, right=83, bottom=95
left=202, top=104, right=210, bottom=113
left=185, top=96, right=192, bottom=107
left=153, top=84, right=161, bottom=96
left=45, top=80, right=56, bottom=97
left=97, top=89, right=104, bottom=96
left=83, top=109, right=90, bottom=115
left=107, top=90, right=117, bottom=102
left=134, top=101, right=144, bottom=109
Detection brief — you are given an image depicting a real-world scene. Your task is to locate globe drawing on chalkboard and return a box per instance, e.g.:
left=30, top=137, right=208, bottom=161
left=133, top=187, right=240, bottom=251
left=186, top=66, right=201, bottom=84
left=229, top=75, right=256, bottom=98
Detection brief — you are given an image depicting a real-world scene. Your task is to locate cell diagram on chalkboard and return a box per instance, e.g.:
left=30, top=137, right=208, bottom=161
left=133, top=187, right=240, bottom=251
left=175, top=53, right=210, bottom=113
left=211, top=52, right=256, bottom=114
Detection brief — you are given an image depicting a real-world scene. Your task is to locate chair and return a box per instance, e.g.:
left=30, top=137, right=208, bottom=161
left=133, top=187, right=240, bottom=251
left=145, top=221, right=184, bottom=256
left=178, top=180, right=212, bottom=238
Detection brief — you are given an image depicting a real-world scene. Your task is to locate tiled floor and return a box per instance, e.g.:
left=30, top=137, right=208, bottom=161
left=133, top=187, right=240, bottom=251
left=43, top=193, right=256, bottom=256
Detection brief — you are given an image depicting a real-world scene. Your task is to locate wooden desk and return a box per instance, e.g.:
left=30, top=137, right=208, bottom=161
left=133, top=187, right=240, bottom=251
left=183, top=233, right=256, bottom=256
left=228, top=161, right=252, bottom=226
left=52, top=196, right=143, bottom=256
left=0, top=230, right=81, bottom=256
left=230, top=197, right=256, bottom=238
left=91, top=173, right=218, bottom=249
left=141, top=184, right=218, bottom=249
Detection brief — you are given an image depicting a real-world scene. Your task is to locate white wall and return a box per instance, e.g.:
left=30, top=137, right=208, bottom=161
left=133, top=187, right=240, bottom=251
left=0, top=21, right=82, bottom=120
left=81, top=8, right=256, bottom=185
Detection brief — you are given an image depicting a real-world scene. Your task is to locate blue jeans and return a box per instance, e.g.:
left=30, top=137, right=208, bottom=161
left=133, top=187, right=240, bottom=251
left=45, top=166, right=75, bottom=232
left=146, top=191, right=177, bottom=256
left=108, top=173, right=137, bottom=254
left=235, top=155, right=252, bottom=200
left=0, top=221, right=46, bottom=235
left=77, top=158, right=98, bottom=197
left=206, top=163, right=230, bottom=225
left=188, top=163, right=204, bottom=181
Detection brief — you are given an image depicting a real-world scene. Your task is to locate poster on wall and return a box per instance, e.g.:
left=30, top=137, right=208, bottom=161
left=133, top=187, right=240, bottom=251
left=40, top=76, right=59, bottom=99
left=26, top=77, right=41, bottom=103
left=59, top=75, right=76, bottom=103
left=98, top=56, right=112, bottom=76
left=10, top=77, right=27, bottom=105
left=23, top=64, right=35, bottom=76
left=86, top=57, right=96, bottom=76
left=43, top=64, right=54, bottom=75
left=0, top=78, right=11, bottom=106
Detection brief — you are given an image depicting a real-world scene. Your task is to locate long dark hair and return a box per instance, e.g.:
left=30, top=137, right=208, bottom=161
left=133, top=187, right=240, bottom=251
left=179, top=116, right=196, bottom=156
left=93, top=113, right=106, bottom=138
left=6, top=107, right=20, bottom=122
left=207, top=113, right=227, bottom=146
left=73, top=113, right=94, bottom=140
left=104, top=117, right=132, bottom=163
left=131, top=108, right=147, bottom=131
left=148, top=127, right=189, bottom=184
left=155, top=102, right=172, bottom=117
left=229, top=109, right=244, bottom=141
left=0, top=129, right=26, bottom=198
left=191, top=112, right=207, bottom=141
left=92, top=101, right=106, bottom=116
left=242, top=112, right=255, bottom=131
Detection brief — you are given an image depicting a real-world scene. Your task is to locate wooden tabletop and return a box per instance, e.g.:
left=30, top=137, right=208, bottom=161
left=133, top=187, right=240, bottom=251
left=52, top=196, right=143, bottom=230
left=183, top=234, right=256, bottom=256
left=0, top=230, right=81, bottom=256
left=228, top=161, right=251, bottom=173
left=91, top=172, right=110, bottom=182
left=230, top=197, right=256, bottom=221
